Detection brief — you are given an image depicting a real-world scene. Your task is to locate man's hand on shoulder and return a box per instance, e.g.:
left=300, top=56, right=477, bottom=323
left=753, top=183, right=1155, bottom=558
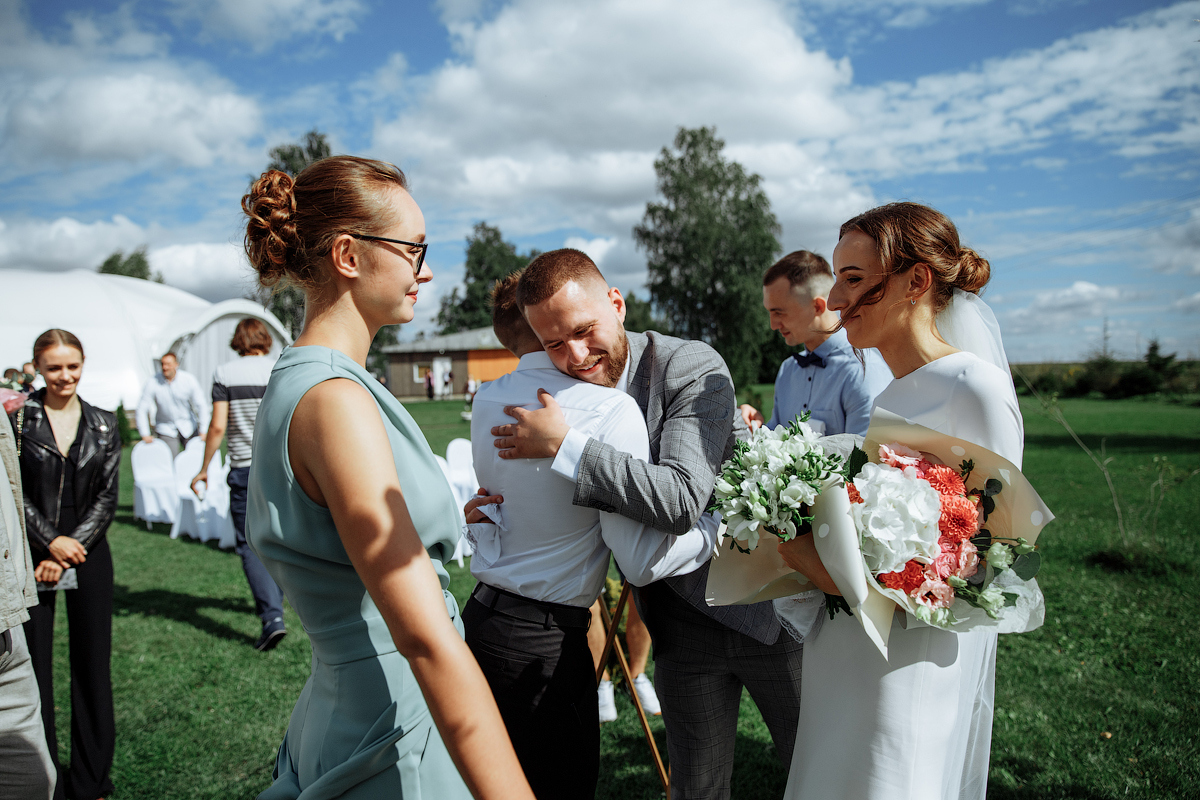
left=492, top=388, right=568, bottom=460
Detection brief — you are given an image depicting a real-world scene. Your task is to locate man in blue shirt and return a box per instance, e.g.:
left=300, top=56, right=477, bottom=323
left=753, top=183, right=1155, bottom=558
left=740, top=250, right=891, bottom=436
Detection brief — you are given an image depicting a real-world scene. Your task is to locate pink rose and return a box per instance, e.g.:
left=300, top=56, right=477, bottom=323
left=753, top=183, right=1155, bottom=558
left=932, top=542, right=959, bottom=580
left=879, top=442, right=923, bottom=470
left=956, top=541, right=979, bottom=579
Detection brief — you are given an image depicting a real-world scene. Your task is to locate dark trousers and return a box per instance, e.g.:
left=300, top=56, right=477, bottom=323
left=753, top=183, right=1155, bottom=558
left=24, top=537, right=115, bottom=800
left=635, top=581, right=803, bottom=800
left=463, top=593, right=599, bottom=800
left=227, top=467, right=284, bottom=626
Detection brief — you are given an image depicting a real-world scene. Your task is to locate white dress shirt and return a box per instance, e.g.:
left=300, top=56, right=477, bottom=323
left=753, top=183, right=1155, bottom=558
left=468, top=351, right=718, bottom=607
left=135, top=370, right=209, bottom=439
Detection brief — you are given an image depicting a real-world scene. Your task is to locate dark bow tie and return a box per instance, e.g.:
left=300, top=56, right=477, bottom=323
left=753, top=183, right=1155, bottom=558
left=793, top=351, right=825, bottom=369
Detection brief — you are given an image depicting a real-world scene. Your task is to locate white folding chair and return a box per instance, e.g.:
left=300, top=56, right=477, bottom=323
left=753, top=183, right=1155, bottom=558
left=200, top=452, right=236, bottom=548
left=131, top=440, right=177, bottom=528
left=444, top=439, right=478, bottom=561
left=434, top=454, right=468, bottom=567
left=169, top=446, right=206, bottom=540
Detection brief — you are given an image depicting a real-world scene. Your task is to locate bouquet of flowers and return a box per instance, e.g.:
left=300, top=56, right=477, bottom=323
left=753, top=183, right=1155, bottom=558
left=705, top=408, right=1052, bottom=659
left=846, top=442, right=1040, bottom=629
left=709, top=417, right=844, bottom=551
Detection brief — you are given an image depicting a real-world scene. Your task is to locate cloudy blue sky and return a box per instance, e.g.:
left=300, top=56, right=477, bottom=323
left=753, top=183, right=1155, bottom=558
left=2, top=0, right=1197, bottom=363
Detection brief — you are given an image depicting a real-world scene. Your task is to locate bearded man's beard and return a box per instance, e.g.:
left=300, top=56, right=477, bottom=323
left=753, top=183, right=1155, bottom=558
left=602, top=329, right=629, bottom=388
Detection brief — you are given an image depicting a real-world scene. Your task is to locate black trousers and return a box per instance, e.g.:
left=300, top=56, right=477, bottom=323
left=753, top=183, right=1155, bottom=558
left=463, top=594, right=599, bottom=800
left=24, top=536, right=115, bottom=800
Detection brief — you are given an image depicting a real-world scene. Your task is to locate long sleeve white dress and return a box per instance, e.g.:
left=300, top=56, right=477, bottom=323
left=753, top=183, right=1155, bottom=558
left=784, top=350, right=1024, bottom=800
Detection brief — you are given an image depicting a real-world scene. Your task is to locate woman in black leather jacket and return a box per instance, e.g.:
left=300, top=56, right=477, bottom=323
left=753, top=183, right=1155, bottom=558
left=10, top=329, right=120, bottom=800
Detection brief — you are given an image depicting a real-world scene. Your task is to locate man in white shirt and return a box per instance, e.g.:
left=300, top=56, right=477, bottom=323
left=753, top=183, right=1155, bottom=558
left=484, top=250, right=804, bottom=800
left=739, top=250, right=891, bottom=437
left=465, top=272, right=718, bottom=800
left=135, top=352, right=208, bottom=454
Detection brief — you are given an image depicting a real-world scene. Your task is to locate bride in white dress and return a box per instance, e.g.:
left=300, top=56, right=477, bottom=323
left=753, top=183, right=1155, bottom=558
left=777, top=202, right=1023, bottom=800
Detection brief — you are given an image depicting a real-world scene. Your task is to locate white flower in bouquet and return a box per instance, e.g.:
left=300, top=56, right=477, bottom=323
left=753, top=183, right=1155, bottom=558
left=710, top=417, right=842, bottom=551
left=851, top=461, right=942, bottom=575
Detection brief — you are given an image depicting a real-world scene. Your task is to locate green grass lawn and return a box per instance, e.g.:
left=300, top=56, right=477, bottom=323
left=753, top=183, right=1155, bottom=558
left=41, top=397, right=1199, bottom=798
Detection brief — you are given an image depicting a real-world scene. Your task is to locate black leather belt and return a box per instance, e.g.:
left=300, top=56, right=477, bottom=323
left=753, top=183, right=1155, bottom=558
left=471, top=583, right=591, bottom=630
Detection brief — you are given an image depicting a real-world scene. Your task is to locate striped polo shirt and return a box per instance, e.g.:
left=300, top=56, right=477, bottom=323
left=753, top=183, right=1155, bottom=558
left=212, top=354, right=275, bottom=469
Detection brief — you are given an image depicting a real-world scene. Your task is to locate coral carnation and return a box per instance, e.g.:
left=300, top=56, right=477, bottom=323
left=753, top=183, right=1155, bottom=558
left=878, top=560, right=926, bottom=595
left=939, top=493, right=979, bottom=542
left=924, top=464, right=966, bottom=497
left=915, top=578, right=955, bottom=609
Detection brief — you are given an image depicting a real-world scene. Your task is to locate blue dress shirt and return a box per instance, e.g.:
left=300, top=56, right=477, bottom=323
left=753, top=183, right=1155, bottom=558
left=766, top=329, right=892, bottom=436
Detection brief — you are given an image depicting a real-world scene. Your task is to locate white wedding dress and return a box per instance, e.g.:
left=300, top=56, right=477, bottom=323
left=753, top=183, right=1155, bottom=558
left=783, top=350, right=1024, bottom=800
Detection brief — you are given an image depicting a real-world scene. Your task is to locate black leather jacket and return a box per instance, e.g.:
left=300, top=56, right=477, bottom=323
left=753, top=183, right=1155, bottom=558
left=8, top=390, right=121, bottom=557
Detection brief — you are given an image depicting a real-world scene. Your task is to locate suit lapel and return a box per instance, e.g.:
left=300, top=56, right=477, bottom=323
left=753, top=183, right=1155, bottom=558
left=625, top=331, right=651, bottom=413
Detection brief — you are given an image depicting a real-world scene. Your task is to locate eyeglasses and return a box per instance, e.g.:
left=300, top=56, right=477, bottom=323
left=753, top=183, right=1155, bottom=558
left=349, top=234, right=428, bottom=277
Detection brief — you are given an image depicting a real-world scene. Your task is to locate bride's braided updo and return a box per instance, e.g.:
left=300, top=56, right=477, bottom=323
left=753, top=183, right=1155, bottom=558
left=837, top=201, right=990, bottom=316
left=242, top=155, right=410, bottom=294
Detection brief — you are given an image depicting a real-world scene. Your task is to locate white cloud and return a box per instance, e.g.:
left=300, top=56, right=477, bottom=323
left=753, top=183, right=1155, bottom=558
left=1148, top=206, right=1200, bottom=275
left=831, top=3, right=1200, bottom=176
left=149, top=242, right=259, bottom=302
left=1003, top=280, right=1123, bottom=335
left=0, top=215, right=150, bottom=272
left=0, top=215, right=254, bottom=302
left=0, top=3, right=262, bottom=173
left=563, top=236, right=617, bottom=267
left=1173, top=292, right=1200, bottom=314
left=169, top=0, right=366, bottom=51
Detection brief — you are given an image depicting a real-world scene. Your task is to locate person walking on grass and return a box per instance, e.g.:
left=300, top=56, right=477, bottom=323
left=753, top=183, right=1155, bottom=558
left=135, top=352, right=208, bottom=455
left=190, top=318, right=287, bottom=652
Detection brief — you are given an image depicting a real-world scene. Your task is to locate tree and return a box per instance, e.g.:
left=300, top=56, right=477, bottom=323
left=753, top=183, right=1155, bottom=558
left=98, top=246, right=163, bottom=282
left=622, top=291, right=667, bottom=334
left=437, top=222, right=539, bottom=334
left=257, top=130, right=333, bottom=342
left=633, top=126, right=781, bottom=388
left=267, top=129, right=332, bottom=177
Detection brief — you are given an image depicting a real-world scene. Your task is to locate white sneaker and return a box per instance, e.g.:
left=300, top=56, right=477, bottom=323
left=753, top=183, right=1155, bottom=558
left=597, top=679, right=617, bottom=723
left=632, top=673, right=662, bottom=716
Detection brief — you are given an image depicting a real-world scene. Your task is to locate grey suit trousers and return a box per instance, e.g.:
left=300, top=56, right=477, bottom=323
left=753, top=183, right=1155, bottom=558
left=638, top=582, right=803, bottom=800
left=0, top=625, right=56, bottom=800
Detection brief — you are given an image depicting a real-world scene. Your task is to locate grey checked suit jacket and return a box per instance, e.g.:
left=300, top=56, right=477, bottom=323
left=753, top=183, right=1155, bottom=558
left=574, top=331, right=782, bottom=644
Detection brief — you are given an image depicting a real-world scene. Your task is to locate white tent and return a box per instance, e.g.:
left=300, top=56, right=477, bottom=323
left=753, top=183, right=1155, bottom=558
left=0, top=269, right=291, bottom=412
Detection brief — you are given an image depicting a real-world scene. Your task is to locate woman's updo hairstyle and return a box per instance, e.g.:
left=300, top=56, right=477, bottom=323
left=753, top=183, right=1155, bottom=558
left=839, top=201, right=990, bottom=314
left=242, top=155, right=410, bottom=294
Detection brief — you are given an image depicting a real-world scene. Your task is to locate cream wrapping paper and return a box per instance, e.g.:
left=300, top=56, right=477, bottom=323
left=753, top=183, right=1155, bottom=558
left=705, top=408, right=1054, bottom=660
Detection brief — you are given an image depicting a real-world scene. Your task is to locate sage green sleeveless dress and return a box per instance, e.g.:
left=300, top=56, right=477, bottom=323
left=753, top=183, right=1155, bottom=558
left=247, top=346, right=471, bottom=800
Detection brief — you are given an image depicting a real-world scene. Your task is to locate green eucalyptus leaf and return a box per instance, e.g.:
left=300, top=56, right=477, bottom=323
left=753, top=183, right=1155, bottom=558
left=1011, top=551, right=1042, bottom=581
left=984, top=478, right=1003, bottom=497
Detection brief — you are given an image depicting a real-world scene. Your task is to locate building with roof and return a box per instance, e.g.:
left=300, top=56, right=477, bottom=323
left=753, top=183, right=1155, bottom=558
left=383, top=327, right=518, bottom=398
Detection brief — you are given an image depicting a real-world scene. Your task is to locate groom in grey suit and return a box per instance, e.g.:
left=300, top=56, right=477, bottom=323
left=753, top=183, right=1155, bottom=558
left=486, top=249, right=802, bottom=800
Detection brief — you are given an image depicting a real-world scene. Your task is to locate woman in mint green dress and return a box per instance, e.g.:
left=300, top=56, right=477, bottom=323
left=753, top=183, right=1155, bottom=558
left=241, top=155, right=534, bottom=800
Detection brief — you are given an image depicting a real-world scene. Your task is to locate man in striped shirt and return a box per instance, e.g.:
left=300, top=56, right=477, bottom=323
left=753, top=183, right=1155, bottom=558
left=191, top=319, right=286, bottom=652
